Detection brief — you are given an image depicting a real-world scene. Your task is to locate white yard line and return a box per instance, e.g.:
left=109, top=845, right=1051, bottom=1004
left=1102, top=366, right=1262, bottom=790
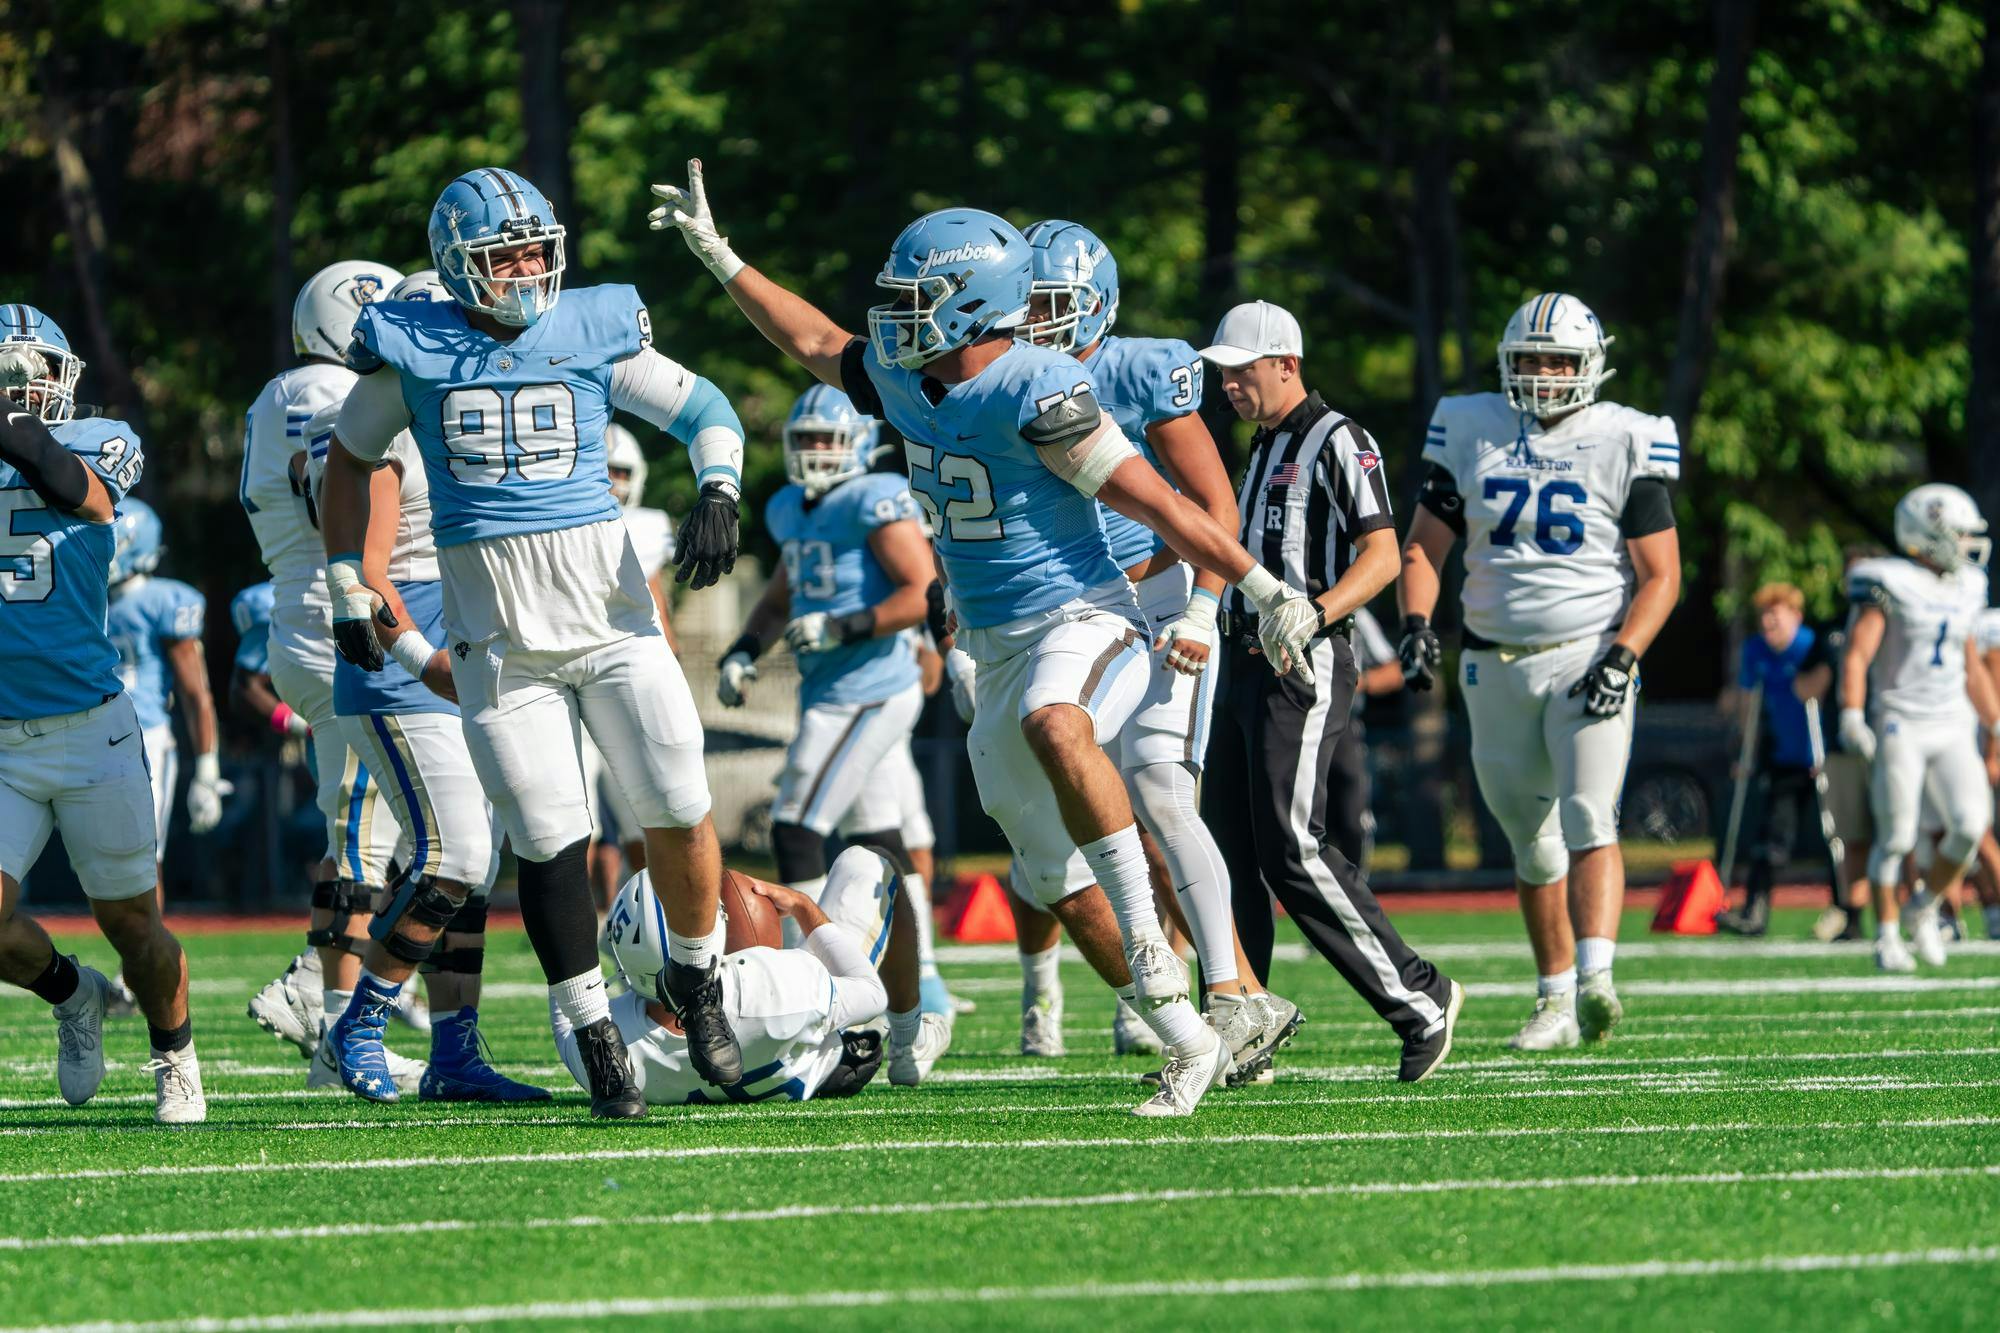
left=1, top=1115, right=1994, bottom=1187
left=6, top=1245, right=1997, bottom=1331
left=934, top=940, right=2000, bottom=965
left=4, top=1161, right=1995, bottom=1253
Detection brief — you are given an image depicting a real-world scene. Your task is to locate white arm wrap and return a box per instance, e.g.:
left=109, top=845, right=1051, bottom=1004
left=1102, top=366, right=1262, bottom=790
left=332, top=365, right=413, bottom=465
left=608, top=346, right=696, bottom=431
left=688, top=424, right=744, bottom=489
left=1037, top=417, right=1139, bottom=497
left=389, top=630, right=439, bottom=679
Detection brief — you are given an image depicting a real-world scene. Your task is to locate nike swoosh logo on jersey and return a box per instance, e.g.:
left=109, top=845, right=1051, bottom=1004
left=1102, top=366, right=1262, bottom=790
left=109, top=732, right=133, bottom=746
left=549, top=355, right=576, bottom=365
left=955, top=432, right=979, bottom=441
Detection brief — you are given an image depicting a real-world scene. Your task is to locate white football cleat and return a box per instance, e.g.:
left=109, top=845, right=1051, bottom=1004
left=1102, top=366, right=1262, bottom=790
left=1125, top=936, right=1189, bottom=1008
left=1112, top=997, right=1163, bottom=1056
left=1576, top=970, right=1622, bottom=1042
left=307, top=1020, right=427, bottom=1095
left=1021, top=993, right=1066, bottom=1057
left=1142, top=991, right=1283, bottom=1089
left=1131, top=1030, right=1232, bottom=1117
left=1507, top=992, right=1581, bottom=1051
left=247, top=950, right=322, bottom=1059
left=1909, top=899, right=1948, bottom=967
left=1875, top=933, right=1918, bottom=973
left=105, top=971, right=140, bottom=1018
left=390, top=983, right=431, bottom=1034
left=888, top=1013, right=953, bottom=1086
left=148, top=1044, right=207, bottom=1125
left=53, top=963, right=111, bottom=1106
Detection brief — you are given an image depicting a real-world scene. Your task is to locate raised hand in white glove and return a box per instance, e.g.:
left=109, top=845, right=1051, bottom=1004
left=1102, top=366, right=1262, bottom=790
left=1236, top=566, right=1320, bottom=685
left=185, top=752, right=233, bottom=835
left=944, top=647, right=978, bottom=724
left=1155, top=587, right=1219, bottom=677
left=1838, top=707, right=1876, bottom=761
left=717, top=651, right=757, bottom=708
left=647, top=159, right=744, bottom=283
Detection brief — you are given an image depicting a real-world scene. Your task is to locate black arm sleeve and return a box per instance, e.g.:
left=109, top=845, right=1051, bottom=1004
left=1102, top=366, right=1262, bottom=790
left=1414, top=462, right=1466, bottom=536
left=1619, top=477, right=1676, bottom=538
left=838, top=339, right=886, bottom=418
left=0, top=411, right=92, bottom=512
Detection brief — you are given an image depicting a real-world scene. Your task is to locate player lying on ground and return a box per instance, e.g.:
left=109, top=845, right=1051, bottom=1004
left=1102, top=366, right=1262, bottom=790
left=566, top=846, right=925, bottom=1102
left=1399, top=293, right=1681, bottom=1052
left=0, top=304, right=204, bottom=1123
left=654, top=161, right=1323, bottom=1114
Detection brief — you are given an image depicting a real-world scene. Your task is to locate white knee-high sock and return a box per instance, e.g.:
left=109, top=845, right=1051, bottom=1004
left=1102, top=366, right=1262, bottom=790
left=1021, top=942, right=1063, bottom=1008
left=1129, top=763, right=1236, bottom=985
left=1079, top=825, right=1160, bottom=947
left=904, top=873, right=939, bottom=975
left=1119, top=986, right=1208, bottom=1051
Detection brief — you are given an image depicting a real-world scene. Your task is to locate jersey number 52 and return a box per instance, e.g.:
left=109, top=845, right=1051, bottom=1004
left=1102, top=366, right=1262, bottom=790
left=905, top=442, right=1001, bottom=541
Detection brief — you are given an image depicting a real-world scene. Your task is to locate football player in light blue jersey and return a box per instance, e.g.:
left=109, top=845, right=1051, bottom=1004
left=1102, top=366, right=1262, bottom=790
left=714, top=384, right=949, bottom=1082
left=0, top=304, right=205, bottom=1123
left=654, top=161, right=1321, bottom=1115
left=321, top=167, right=750, bottom=1117
left=106, top=499, right=229, bottom=869
left=228, top=581, right=312, bottom=737
left=1016, top=220, right=1299, bottom=1081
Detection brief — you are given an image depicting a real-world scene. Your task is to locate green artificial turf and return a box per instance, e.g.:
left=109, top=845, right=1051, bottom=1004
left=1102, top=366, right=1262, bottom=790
left=0, top=908, right=1995, bottom=1331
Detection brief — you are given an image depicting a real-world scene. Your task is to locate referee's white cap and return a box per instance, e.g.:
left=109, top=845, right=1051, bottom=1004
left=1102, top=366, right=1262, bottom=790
left=1199, top=300, right=1303, bottom=368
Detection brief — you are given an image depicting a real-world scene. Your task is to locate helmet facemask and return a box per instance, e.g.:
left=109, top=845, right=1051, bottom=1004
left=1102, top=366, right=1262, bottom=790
left=867, top=271, right=974, bottom=370
left=1021, top=281, right=1115, bottom=353
left=0, top=340, right=83, bottom=424
left=441, top=225, right=567, bottom=328
left=1499, top=342, right=1612, bottom=417
left=784, top=422, right=862, bottom=498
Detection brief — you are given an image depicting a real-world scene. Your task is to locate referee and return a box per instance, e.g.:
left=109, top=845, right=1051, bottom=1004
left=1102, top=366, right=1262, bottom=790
left=1196, top=301, right=1463, bottom=1081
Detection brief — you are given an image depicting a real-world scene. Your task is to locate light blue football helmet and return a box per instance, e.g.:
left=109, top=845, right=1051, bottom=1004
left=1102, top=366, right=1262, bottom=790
left=0, top=304, right=84, bottom=424
left=110, top=497, right=164, bottom=584
left=783, top=384, right=881, bottom=497
left=231, top=581, right=276, bottom=637
left=427, top=169, right=567, bottom=328
left=867, top=208, right=1031, bottom=370
left=1022, top=220, right=1119, bottom=353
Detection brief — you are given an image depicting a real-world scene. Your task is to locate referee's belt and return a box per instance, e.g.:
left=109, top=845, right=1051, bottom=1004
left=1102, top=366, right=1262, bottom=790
left=1218, top=608, right=1353, bottom=651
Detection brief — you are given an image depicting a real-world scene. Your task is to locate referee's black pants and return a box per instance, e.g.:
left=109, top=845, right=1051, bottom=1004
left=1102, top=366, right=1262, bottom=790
left=1203, top=637, right=1452, bottom=1039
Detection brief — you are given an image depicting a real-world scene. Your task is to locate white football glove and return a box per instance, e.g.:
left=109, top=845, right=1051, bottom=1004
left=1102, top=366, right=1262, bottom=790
left=1237, top=566, right=1320, bottom=685
left=647, top=159, right=744, bottom=283
left=185, top=753, right=232, bottom=835
left=326, top=555, right=387, bottom=671
left=1154, top=587, right=1219, bottom=677
left=784, top=612, right=839, bottom=655
left=1838, top=707, right=1876, bottom=761
left=717, top=651, right=757, bottom=708
left=944, top=647, right=978, bottom=724
left=0, top=346, right=48, bottom=392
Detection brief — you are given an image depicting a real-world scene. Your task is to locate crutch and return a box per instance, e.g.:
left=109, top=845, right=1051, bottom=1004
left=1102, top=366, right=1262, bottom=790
left=1803, top=696, right=1850, bottom=904
left=1717, top=687, right=1761, bottom=887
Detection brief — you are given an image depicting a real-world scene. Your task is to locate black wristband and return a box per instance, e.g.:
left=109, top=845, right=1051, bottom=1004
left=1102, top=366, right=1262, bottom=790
left=1402, top=613, right=1431, bottom=636
left=831, top=609, right=876, bottom=644
left=0, top=410, right=92, bottom=512
left=724, top=631, right=766, bottom=664
left=1603, top=644, right=1637, bottom=673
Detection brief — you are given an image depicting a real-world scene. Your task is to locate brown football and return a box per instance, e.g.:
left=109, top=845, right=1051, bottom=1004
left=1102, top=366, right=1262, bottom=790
left=720, top=868, right=782, bottom=951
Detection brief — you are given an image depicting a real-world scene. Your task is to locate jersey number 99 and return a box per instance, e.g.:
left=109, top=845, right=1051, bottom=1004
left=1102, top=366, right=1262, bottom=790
left=441, top=383, right=581, bottom=484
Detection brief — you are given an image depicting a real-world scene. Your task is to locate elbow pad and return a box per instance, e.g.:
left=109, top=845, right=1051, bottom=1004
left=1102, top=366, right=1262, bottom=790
left=1029, top=403, right=1137, bottom=498
left=668, top=377, right=744, bottom=488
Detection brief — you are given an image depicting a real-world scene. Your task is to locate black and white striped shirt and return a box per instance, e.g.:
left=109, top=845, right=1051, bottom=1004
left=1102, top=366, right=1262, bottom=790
left=1229, top=391, right=1395, bottom=617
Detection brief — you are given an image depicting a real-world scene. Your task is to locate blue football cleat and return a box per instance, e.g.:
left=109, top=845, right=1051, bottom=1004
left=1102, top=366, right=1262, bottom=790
left=420, top=1007, right=551, bottom=1103
left=330, top=978, right=402, bottom=1103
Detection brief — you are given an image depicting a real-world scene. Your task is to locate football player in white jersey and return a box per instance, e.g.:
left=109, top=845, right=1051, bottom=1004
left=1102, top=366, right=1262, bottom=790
left=1399, top=294, right=1682, bottom=1050
left=322, top=168, right=749, bottom=1117
left=565, top=848, right=907, bottom=1104
left=241, top=260, right=413, bottom=1062
left=583, top=420, right=677, bottom=911
left=1968, top=608, right=2000, bottom=940
left=1839, top=484, right=2000, bottom=971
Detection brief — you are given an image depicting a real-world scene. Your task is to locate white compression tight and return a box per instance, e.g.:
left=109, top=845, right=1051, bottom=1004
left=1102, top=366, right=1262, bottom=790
left=1125, top=761, right=1238, bottom=987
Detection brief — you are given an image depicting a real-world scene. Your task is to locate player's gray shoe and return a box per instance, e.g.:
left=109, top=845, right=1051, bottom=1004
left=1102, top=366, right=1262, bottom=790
left=53, top=962, right=111, bottom=1106
left=1507, top=992, right=1581, bottom=1051
left=1125, top=936, right=1188, bottom=1008
left=1909, top=898, right=1949, bottom=967
left=1576, top=970, right=1623, bottom=1042
left=248, top=949, right=322, bottom=1059
left=147, top=1044, right=207, bottom=1125
left=888, top=1013, right=953, bottom=1086
left=1021, top=992, right=1066, bottom=1057
left=1875, top=932, right=1918, bottom=973
left=1140, top=991, right=1287, bottom=1089
left=1112, top=997, right=1163, bottom=1056
left=1131, top=1029, right=1232, bottom=1117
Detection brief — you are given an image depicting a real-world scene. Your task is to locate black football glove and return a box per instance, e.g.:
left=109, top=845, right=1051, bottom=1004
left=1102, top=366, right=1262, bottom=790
left=1568, top=644, right=1638, bottom=718
left=925, top=579, right=950, bottom=643
left=674, top=479, right=740, bottom=590
left=1398, top=614, right=1442, bottom=691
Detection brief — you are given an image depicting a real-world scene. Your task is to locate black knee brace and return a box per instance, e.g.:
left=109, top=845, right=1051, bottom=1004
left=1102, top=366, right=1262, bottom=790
left=771, top=821, right=828, bottom=884
left=847, top=827, right=912, bottom=875
left=306, top=880, right=375, bottom=956
left=420, top=895, right=490, bottom=976
left=369, top=874, right=469, bottom=967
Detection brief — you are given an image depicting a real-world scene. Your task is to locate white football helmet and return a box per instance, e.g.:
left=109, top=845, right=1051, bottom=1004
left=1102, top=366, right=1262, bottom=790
left=293, top=260, right=406, bottom=361
left=605, top=869, right=677, bottom=1002
left=605, top=422, right=647, bottom=509
left=389, top=269, right=452, bottom=303
left=1498, top=293, right=1615, bottom=416
left=1894, top=483, right=1990, bottom=572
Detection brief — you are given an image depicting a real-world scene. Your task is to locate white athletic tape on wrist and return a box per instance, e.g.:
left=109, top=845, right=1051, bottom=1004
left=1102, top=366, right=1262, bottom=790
left=389, top=631, right=440, bottom=679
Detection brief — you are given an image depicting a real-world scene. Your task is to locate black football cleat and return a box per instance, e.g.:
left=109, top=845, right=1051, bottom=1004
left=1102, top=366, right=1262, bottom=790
left=664, top=957, right=743, bottom=1087
left=575, top=1017, right=645, bottom=1119
left=1398, top=979, right=1465, bottom=1083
